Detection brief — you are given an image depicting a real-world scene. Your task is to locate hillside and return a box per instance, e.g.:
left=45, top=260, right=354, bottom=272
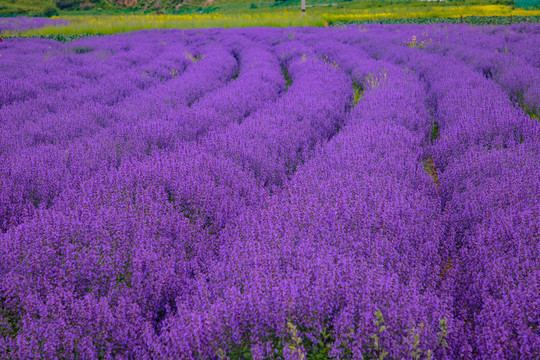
left=0, top=0, right=243, bottom=14
left=0, top=0, right=57, bottom=15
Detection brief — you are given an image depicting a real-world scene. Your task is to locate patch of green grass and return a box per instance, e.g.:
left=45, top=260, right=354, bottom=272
left=281, top=65, right=292, bottom=90
left=353, top=81, right=363, bottom=106
left=515, top=94, right=540, bottom=121
left=430, top=121, right=439, bottom=143
left=423, top=157, right=439, bottom=185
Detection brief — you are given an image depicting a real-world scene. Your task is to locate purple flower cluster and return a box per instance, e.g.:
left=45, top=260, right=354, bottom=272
left=0, top=17, right=68, bottom=33
left=0, top=25, right=539, bottom=359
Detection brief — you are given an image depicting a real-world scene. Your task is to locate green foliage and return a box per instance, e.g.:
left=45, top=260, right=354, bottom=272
left=331, top=15, right=540, bottom=25
left=287, top=322, right=307, bottom=359
left=0, top=0, right=58, bottom=15
left=56, top=0, right=79, bottom=10
left=430, top=121, right=439, bottom=143
left=525, top=107, right=540, bottom=120
left=114, top=260, right=133, bottom=288
left=43, top=3, right=59, bottom=15
left=353, top=82, right=363, bottom=106
left=320, top=54, right=341, bottom=69
left=184, top=50, right=202, bottom=62
left=1, top=0, right=532, bottom=18
left=437, top=318, right=449, bottom=350
left=303, top=326, right=334, bottom=360
left=404, top=317, right=450, bottom=360
left=9, top=33, right=102, bottom=42
left=365, top=70, right=387, bottom=90
left=281, top=65, right=292, bottom=90
left=68, top=45, right=93, bottom=53
left=219, top=321, right=342, bottom=360
left=405, top=34, right=431, bottom=49
left=226, top=343, right=255, bottom=359
left=407, top=323, right=429, bottom=360
left=166, top=315, right=449, bottom=360
left=423, top=157, right=439, bottom=185
left=2, top=2, right=538, bottom=35
left=367, top=310, right=389, bottom=360
left=516, top=0, right=540, bottom=10
left=0, top=296, right=21, bottom=342
left=515, top=93, right=540, bottom=120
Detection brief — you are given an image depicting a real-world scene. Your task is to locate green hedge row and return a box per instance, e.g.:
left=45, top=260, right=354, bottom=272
left=330, top=15, right=540, bottom=25
left=3, top=33, right=104, bottom=42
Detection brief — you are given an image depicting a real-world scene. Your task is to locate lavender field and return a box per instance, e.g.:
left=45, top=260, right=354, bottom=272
left=1, top=24, right=540, bottom=359
left=0, top=17, right=68, bottom=33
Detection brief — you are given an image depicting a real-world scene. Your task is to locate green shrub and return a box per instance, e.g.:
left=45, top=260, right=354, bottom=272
left=56, top=0, right=78, bottom=10
left=43, top=4, right=59, bottom=16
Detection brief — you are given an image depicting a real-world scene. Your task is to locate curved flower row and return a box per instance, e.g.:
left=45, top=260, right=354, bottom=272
left=0, top=25, right=539, bottom=359
left=0, top=17, right=68, bottom=33
left=339, top=24, right=540, bottom=359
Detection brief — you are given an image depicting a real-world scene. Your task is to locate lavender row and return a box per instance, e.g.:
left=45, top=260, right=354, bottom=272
left=0, top=17, right=68, bottom=33
left=414, top=49, right=540, bottom=359
left=203, top=52, right=353, bottom=188
left=0, top=35, right=192, bottom=154
left=0, top=34, right=352, bottom=358
left=339, top=25, right=536, bottom=170
left=303, top=24, right=540, bottom=357
left=0, top=35, right=177, bottom=110
left=421, top=24, right=540, bottom=117
left=161, top=59, right=461, bottom=359
left=344, top=25, right=540, bottom=358
left=0, top=34, right=292, bottom=236
left=0, top=32, right=293, bottom=358
left=0, top=145, right=266, bottom=358
left=0, top=34, right=241, bottom=233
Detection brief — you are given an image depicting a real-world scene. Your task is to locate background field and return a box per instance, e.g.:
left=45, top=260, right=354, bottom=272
left=1, top=2, right=540, bottom=36
left=1, top=0, right=540, bottom=26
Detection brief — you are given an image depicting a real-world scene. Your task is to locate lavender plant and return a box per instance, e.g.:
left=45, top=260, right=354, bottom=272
left=0, top=25, right=539, bottom=359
